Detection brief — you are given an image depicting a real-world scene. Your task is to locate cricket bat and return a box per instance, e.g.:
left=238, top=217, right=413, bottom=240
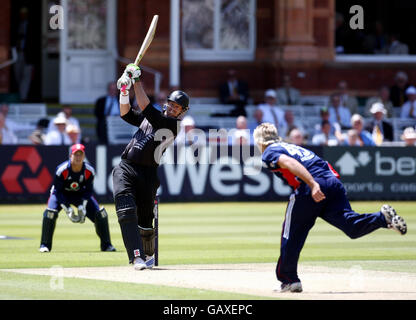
left=134, top=14, right=159, bottom=66
left=122, top=15, right=159, bottom=92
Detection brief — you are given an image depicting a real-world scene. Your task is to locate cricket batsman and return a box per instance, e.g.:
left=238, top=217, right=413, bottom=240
left=39, top=143, right=116, bottom=253
left=253, top=123, right=407, bottom=293
left=113, top=64, right=189, bottom=270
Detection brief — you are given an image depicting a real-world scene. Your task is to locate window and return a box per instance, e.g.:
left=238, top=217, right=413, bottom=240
left=335, top=0, right=416, bottom=63
left=182, top=0, right=256, bottom=61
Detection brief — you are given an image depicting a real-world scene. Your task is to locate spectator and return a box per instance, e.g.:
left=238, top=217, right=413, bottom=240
left=276, top=75, right=301, bottom=106
left=400, top=86, right=416, bottom=119
left=175, top=115, right=199, bottom=146
left=384, top=34, right=409, bottom=55
left=0, top=112, right=18, bottom=144
left=315, top=107, right=342, bottom=137
left=48, top=105, right=80, bottom=134
left=219, top=69, right=249, bottom=117
left=230, top=116, right=251, bottom=145
left=128, top=88, right=139, bottom=109
left=312, top=120, right=339, bottom=146
left=343, top=129, right=361, bottom=146
left=248, top=108, right=264, bottom=132
left=401, top=127, right=416, bottom=146
left=390, top=71, right=410, bottom=107
left=12, top=7, right=35, bottom=101
left=335, top=12, right=363, bottom=54
left=364, top=86, right=394, bottom=118
left=288, top=128, right=305, bottom=146
left=328, top=93, right=351, bottom=129
left=365, top=102, right=394, bottom=145
left=94, top=82, right=119, bottom=144
left=347, top=114, right=375, bottom=146
left=66, top=124, right=81, bottom=145
left=280, top=110, right=305, bottom=140
left=154, top=90, right=168, bottom=112
left=44, top=116, right=71, bottom=145
left=257, top=89, right=286, bottom=132
left=335, top=12, right=349, bottom=54
left=29, top=118, right=49, bottom=145
left=362, top=21, right=388, bottom=54
left=0, top=103, right=32, bottom=132
left=338, top=80, right=359, bottom=115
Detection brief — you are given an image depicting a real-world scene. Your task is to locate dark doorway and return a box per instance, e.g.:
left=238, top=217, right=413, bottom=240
left=10, top=0, right=42, bottom=102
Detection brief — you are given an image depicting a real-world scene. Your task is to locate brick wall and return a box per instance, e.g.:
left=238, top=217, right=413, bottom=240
left=116, top=0, right=416, bottom=101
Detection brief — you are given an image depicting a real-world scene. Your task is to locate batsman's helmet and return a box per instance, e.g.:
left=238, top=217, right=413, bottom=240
left=167, top=90, right=190, bottom=112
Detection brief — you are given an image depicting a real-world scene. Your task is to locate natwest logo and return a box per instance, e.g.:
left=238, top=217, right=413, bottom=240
left=0, top=147, right=53, bottom=194
left=335, top=151, right=372, bottom=175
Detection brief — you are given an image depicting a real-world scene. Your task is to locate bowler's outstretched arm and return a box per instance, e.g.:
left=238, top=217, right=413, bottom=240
left=277, top=154, right=326, bottom=203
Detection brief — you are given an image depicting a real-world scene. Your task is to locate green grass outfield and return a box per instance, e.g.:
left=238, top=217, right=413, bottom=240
left=0, top=201, right=415, bottom=299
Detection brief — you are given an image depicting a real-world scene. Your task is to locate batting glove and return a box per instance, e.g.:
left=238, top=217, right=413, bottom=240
left=117, top=74, right=132, bottom=92
left=124, top=63, right=141, bottom=83
left=77, top=200, right=87, bottom=224
left=61, top=204, right=80, bottom=223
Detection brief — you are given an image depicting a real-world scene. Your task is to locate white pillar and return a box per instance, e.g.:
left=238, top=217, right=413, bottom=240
left=170, top=0, right=180, bottom=88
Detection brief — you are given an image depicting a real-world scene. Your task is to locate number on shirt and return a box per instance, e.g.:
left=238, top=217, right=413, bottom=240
left=281, top=143, right=314, bottom=162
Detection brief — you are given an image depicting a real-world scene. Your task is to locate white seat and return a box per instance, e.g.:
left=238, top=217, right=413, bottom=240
left=187, top=104, right=235, bottom=117
left=106, top=116, right=136, bottom=145
left=8, top=103, right=47, bottom=117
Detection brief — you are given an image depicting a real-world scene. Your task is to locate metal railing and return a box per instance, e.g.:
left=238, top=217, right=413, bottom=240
left=112, top=51, right=162, bottom=96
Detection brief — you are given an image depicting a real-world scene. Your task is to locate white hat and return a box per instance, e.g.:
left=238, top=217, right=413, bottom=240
left=370, top=102, right=386, bottom=114
left=181, top=115, right=195, bottom=127
left=53, top=116, right=67, bottom=125
left=401, top=127, right=416, bottom=140
left=265, top=89, right=277, bottom=99
left=405, top=86, right=416, bottom=95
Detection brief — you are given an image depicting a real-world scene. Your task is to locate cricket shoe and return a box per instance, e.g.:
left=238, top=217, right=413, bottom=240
left=133, top=257, right=147, bottom=270
left=145, top=255, right=155, bottom=269
left=39, top=245, right=50, bottom=253
left=381, top=204, right=407, bottom=235
left=102, top=245, right=117, bottom=252
left=275, top=282, right=303, bottom=293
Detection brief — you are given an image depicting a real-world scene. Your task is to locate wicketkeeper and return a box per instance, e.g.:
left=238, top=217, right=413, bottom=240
left=39, top=144, right=116, bottom=253
left=113, top=64, right=189, bottom=270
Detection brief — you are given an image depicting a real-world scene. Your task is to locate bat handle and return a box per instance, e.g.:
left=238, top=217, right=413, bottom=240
left=121, top=85, right=127, bottom=94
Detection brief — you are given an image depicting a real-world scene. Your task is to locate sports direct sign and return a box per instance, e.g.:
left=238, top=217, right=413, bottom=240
left=0, top=145, right=415, bottom=203
left=325, top=147, right=416, bottom=200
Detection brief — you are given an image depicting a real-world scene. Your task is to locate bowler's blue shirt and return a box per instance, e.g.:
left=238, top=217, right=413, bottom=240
left=262, top=142, right=340, bottom=192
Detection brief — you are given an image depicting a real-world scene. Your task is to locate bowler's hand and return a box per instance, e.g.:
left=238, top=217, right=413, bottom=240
left=311, top=182, right=326, bottom=203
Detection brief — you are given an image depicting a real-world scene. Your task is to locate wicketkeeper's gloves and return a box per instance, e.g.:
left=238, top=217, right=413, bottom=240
left=61, top=204, right=80, bottom=223
left=77, top=200, right=87, bottom=224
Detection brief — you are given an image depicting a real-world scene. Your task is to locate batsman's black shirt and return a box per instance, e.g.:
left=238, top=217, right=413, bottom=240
left=120, top=103, right=180, bottom=167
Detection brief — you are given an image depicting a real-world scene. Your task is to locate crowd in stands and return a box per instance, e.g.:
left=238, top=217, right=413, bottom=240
left=1, top=68, right=416, bottom=149
left=0, top=102, right=85, bottom=146
left=177, top=69, right=416, bottom=148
